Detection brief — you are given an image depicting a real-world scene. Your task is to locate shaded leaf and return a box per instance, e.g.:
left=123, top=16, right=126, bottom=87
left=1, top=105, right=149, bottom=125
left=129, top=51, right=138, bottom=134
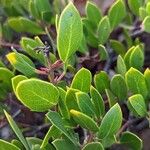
left=82, top=142, right=104, bottom=150
left=120, top=131, right=142, bottom=150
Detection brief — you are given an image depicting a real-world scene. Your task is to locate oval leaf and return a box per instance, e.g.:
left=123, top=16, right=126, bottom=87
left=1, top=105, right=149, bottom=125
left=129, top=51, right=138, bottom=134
left=98, top=103, right=122, bottom=139
left=125, top=67, right=148, bottom=99
left=71, top=68, right=92, bottom=93
left=110, top=74, right=127, bottom=100
left=57, top=2, right=83, bottom=62
left=16, top=79, right=59, bottom=112
left=127, top=94, right=147, bottom=117
left=0, top=140, right=20, bottom=150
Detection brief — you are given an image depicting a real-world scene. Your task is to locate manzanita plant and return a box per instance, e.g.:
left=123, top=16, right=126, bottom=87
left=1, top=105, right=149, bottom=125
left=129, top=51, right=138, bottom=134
left=1, top=0, right=150, bottom=150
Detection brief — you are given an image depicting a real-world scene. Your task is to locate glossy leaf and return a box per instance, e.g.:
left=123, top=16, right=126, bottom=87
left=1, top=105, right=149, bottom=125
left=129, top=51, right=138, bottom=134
left=71, top=68, right=92, bottom=93
left=127, top=94, right=147, bottom=117
left=110, top=74, right=127, bottom=100
left=46, top=111, right=78, bottom=145
left=4, top=111, right=30, bottom=150
left=97, top=16, right=111, bottom=45
left=82, top=142, right=104, bottom=150
left=6, top=52, right=36, bottom=77
left=70, top=109, right=99, bottom=133
left=90, top=86, right=105, bottom=118
left=57, top=2, right=83, bottom=62
left=94, top=71, right=110, bottom=94
left=120, top=131, right=142, bottom=150
left=98, top=103, right=122, bottom=139
left=125, top=67, right=148, bottom=98
left=86, top=1, right=102, bottom=27
left=0, top=140, right=20, bottom=150
left=108, top=0, right=126, bottom=29
left=16, top=79, right=59, bottom=112
left=76, top=92, right=95, bottom=117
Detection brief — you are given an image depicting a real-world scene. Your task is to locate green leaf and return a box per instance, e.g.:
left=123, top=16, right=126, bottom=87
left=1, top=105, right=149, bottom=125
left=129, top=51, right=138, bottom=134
left=82, top=18, right=98, bottom=48
left=65, top=88, right=80, bottom=112
left=144, top=68, right=150, bottom=98
left=86, top=1, right=102, bottom=27
left=76, top=92, right=95, bottom=117
left=127, top=94, right=147, bottom=117
left=6, top=51, right=36, bottom=77
left=129, top=45, right=144, bottom=70
left=105, top=89, right=118, bottom=108
left=11, top=75, right=28, bottom=93
left=125, top=67, right=148, bottom=98
left=58, top=87, right=69, bottom=119
left=4, top=110, right=30, bottom=150
left=52, top=139, right=79, bottom=150
left=120, top=131, right=142, bottom=150
left=108, top=0, right=126, bottom=29
left=98, top=103, right=122, bottom=139
left=101, top=135, right=117, bottom=148
left=90, top=86, right=105, bottom=118
left=41, top=125, right=61, bottom=149
left=70, top=109, right=99, bottom=133
left=82, top=142, right=104, bottom=150
left=110, top=40, right=126, bottom=56
left=139, top=7, right=147, bottom=20
left=8, top=17, right=44, bottom=34
left=128, top=0, right=143, bottom=16
left=124, top=46, right=135, bottom=70
left=0, top=140, right=20, bottom=150
left=110, top=74, right=127, bottom=100
left=117, top=55, right=127, bottom=76
left=20, top=37, right=45, bottom=64
left=98, top=45, right=109, bottom=61
left=97, top=16, right=111, bottom=45
left=26, top=137, right=54, bottom=150
left=146, top=2, right=150, bottom=16
left=94, top=71, right=110, bottom=94
left=11, top=140, right=24, bottom=150
left=71, top=68, right=92, bottom=93
left=0, top=67, right=14, bottom=91
left=46, top=111, right=78, bottom=145
left=57, top=2, right=83, bottom=62
left=16, top=79, right=59, bottom=112
left=143, top=16, right=150, bottom=33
